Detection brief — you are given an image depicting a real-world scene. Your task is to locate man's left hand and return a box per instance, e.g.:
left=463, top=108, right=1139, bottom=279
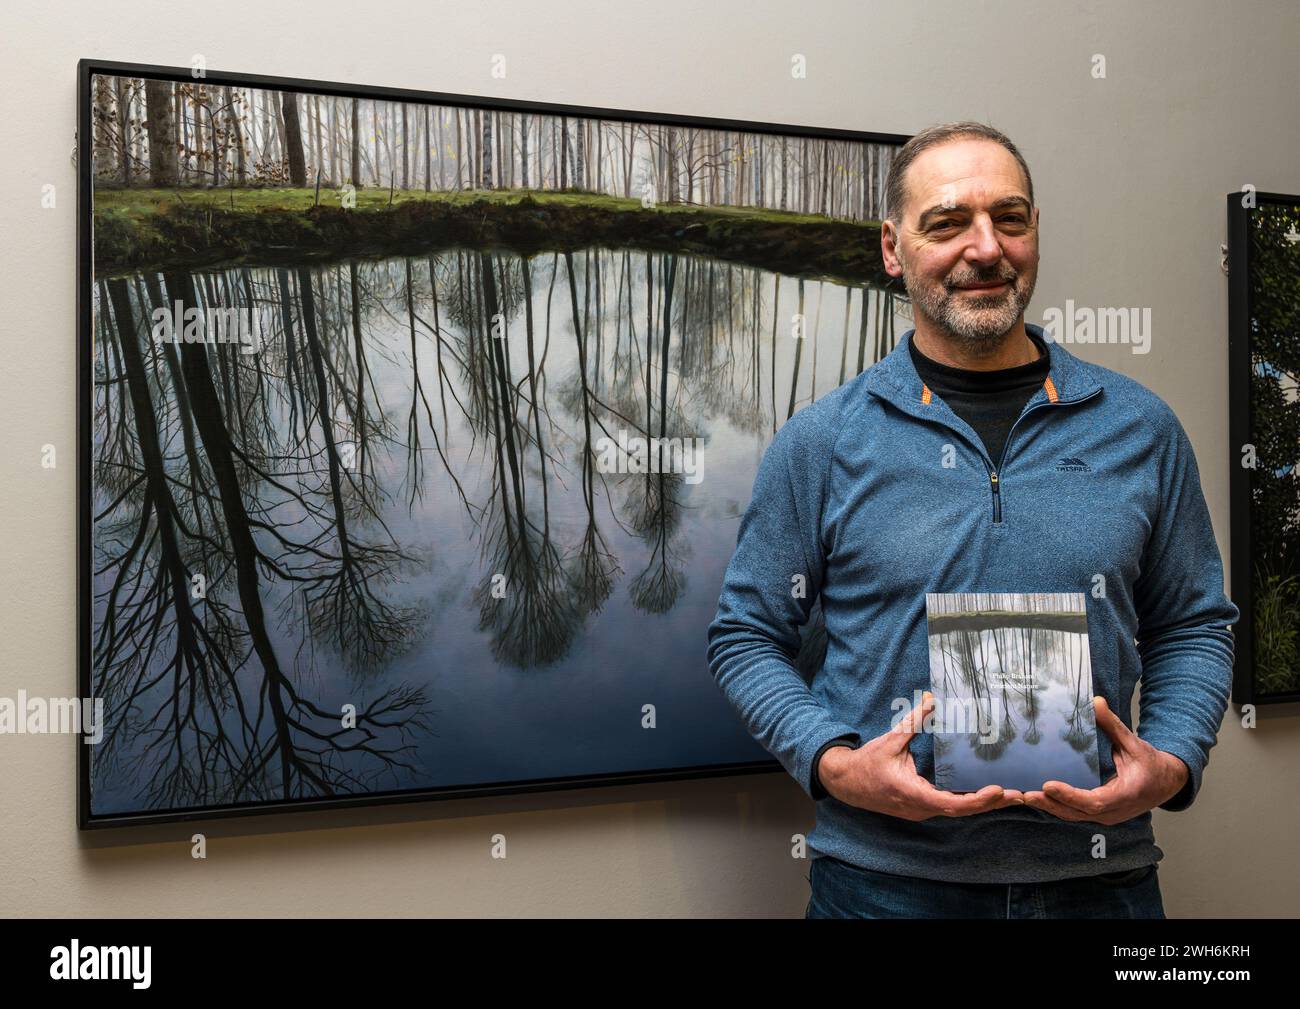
left=1022, top=696, right=1189, bottom=825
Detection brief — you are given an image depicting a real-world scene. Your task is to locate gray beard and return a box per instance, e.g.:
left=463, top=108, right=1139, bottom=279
left=898, top=253, right=1035, bottom=355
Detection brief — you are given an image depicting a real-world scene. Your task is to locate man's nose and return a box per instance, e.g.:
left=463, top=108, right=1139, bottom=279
left=963, top=214, right=1003, bottom=264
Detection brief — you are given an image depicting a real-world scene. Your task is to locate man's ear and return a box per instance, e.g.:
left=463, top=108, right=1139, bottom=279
left=881, top=221, right=903, bottom=279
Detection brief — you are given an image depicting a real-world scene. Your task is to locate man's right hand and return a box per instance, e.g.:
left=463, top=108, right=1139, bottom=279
left=817, top=691, right=1027, bottom=819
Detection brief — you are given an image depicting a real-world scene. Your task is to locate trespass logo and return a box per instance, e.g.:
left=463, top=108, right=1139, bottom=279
left=49, top=941, right=151, bottom=989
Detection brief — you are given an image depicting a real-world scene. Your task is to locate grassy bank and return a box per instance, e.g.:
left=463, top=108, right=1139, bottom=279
left=92, top=187, right=887, bottom=284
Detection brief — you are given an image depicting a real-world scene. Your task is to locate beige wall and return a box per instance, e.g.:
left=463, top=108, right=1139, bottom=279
left=1, top=0, right=1297, bottom=918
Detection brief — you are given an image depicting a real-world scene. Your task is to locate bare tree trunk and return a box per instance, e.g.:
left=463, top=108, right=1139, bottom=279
left=869, top=146, right=878, bottom=218
left=622, top=123, right=633, bottom=197
left=281, top=91, right=307, bottom=187
left=818, top=140, right=829, bottom=216
left=372, top=102, right=382, bottom=187
left=311, top=95, right=324, bottom=187
left=388, top=103, right=397, bottom=189
left=114, top=78, right=133, bottom=185
left=543, top=118, right=553, bottom=189
left=330, top=97, right=341, bottom=186
left=505, top=112, right=514, bottom=188
left=436, top=106, right=446, bottom=188
left=267, top=94, right=278, bottom=172
left=272, top=90, right=286, bottom=161
left=665, top=127, right=676, bottom=203
left=401, top=103, right=409, bottom=189
left=350, top=98, right=361, bottom=188
left=226, top=86, right=247, bottom=186
left=575, top=117, right=585, bottom=189
left=454, top=108, right=463, bottom=189
left=560, top=116, right=568, bottom=188
left=209, top=93, right=221, bottom=188
left=801, top=138, right=810, bottom=213
left=174, top=83, right=187, bottom=184
left=496, top=110, right=504, bottom=186
left=520, top=114, right=530, bottom=188
left=549, top=118, right=558, bottom=188
left=423, top=106, right=431, bottom=191
left=248, top=90, right=260, bottom=169
left=145, top=80, right=179, bottom=187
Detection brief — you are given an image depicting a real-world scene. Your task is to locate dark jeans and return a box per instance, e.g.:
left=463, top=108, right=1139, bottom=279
left=806, top=854, right=1166, bottom=919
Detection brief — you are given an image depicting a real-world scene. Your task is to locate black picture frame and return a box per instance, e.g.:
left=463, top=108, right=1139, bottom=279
left=1227, top=189, right=1300, bottom=707
left=77, top=58, right=909, bottom=829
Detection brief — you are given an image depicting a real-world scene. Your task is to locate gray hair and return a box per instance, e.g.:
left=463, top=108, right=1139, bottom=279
left=884, top=121, right=1034, bottom=226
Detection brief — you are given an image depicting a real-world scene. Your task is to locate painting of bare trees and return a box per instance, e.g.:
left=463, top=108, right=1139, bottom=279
left=81, top=63, right=907, bottom=824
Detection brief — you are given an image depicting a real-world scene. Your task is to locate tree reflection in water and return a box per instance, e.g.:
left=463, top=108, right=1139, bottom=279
left=91, top=248, right=901, bottom=813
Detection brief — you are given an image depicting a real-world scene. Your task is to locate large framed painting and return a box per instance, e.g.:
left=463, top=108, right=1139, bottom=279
left=77, top=59, right=909, bottom=827
left=1228, top=190, right=1300, bottom=705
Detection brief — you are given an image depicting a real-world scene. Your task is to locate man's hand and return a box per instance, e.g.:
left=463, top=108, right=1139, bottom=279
left=1022, top=696, right=1190, bottom=825
left=819, top=691, right=1028, bottom=820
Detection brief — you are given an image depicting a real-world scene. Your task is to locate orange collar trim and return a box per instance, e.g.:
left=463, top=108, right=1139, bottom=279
left=920, top=375, right=1059, bottom=404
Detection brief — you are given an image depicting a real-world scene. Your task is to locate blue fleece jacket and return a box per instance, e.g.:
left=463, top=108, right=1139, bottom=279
left=706, top=323, right=1239, bottom=884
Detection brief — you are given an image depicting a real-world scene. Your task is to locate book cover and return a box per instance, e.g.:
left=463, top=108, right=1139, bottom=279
left=924, top=591, right=1102, bottom=793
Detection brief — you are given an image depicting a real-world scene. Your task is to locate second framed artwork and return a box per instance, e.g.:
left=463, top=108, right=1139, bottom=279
left=1228, top=190, right=1300, bottom=706
left=78, top=59, right=910, bottom=827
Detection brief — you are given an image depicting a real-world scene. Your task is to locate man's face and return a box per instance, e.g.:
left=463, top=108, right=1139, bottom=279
left=882, top=138, right=1039, bottom=351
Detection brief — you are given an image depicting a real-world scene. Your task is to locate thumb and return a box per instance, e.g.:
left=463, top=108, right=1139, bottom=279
left=891, top=691, right=934, bottom=749
left=1094, top=695, right=1134, bottom=752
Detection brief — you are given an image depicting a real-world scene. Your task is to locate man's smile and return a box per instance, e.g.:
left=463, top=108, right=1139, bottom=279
left=953, top=280, right=1010, bottom=291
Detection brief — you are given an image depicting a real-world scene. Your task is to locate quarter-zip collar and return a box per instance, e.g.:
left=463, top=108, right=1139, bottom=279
left=864, top=322, right=1104, bottom=423
left=865, top=322, right=1104, bottom=527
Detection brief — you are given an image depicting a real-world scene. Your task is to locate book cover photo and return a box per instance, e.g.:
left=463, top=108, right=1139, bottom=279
left=924, top=591, right=1102, bottom=794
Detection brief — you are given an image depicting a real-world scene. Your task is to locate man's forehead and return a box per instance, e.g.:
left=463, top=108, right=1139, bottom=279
left=909, top=141, right=1029, bottom=202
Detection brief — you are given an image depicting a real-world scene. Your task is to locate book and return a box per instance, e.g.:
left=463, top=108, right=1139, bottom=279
left=924, top=591, right=1102, bottom=793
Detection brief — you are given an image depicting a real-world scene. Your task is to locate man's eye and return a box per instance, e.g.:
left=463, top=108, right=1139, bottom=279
left=932, top=221, right=959, bottom=231
left=1000, top=215, right=1027, bottom=225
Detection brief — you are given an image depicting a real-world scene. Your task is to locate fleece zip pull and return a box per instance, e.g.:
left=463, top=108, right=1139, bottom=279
left=911, top=365, right=1103, bottom=525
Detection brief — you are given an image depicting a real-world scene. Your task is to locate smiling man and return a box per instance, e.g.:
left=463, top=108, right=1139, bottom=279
left=706, top=122, right=1239, bottom=919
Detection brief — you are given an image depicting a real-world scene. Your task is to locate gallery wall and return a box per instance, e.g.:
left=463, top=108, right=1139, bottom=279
left=1, top=0, right=1296, bottom=917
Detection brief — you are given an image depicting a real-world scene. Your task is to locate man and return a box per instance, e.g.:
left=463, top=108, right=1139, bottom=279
left=705, top=122, right=1238, bottom=919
